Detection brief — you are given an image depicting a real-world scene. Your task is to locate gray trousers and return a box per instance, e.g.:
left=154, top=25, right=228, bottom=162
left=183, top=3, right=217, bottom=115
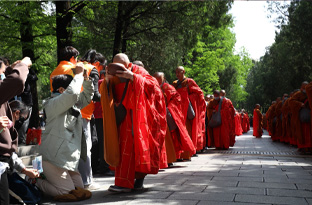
left=78, top=118, right=93, bottom=186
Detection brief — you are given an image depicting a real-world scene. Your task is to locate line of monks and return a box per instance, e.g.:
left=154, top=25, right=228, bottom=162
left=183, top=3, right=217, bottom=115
left=101, top=54, right=255, bottom=192
left=49, top=50, right=252, bottom=193
left=265, top=81, right=312, bottom=154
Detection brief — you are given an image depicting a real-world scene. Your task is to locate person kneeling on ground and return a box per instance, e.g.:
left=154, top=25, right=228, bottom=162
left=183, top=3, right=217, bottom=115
left=35, top=63, right=94, bottom=202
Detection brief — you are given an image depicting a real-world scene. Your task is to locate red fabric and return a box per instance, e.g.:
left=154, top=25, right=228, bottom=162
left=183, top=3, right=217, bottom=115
left=173, top=78, right=206, bottom=151
left=225, top=98, right=235, bottom=147
left=93, top=79, right=104, bottom=119
left=242, top=114, right=248, bottom=133
left=298, top=123, right=312, bottom=148
left=235, top=112, right=243, bottom=136
left=162, top=83, right=196, bottom=157
left=115, top=65, right=166, bottom=189
left=211, top=98, right=232, bottom=149
left=253, top=109, right=263, bottom=138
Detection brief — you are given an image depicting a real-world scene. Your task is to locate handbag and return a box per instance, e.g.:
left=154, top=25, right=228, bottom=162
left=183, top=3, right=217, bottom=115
left=167, top=108, right=178, bottom=131
left=187, top=101, right=196, bottom=120
left=8, top=172, right=42, bottom=204
left=209, top=98, right=223, bottom=128
left=114, top=80, right=129, bottom=126
left=26, top=128, right=42, bottom=145
left=300, top=107, right=311, bottom=123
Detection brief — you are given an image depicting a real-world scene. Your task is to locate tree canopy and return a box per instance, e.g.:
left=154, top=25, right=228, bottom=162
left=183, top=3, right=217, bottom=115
left=0, top=0, right=256, bottom=125
left=245, top=0, right=312, bottom=113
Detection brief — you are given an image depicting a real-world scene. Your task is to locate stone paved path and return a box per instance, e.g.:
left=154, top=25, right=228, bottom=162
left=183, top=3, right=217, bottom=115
left=43, top=129, right=312, bottom=205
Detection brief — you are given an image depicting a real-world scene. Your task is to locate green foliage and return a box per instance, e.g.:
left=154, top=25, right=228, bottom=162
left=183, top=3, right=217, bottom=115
left=0, top=0, right=254, bottom=112
left=245, top=1, right=312, bottom=113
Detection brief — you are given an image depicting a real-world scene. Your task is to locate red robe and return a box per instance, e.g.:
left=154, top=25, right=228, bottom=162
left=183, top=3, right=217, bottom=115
left=225, top=98, right=235, bottom=147
left=173, top=78, right=206, bottom=151
left=235, top=112, right=243, bottom=136
left=253, top=108, right=263, bottom=138
left=281, top=98, right=291, bottom=143
left=102, top=64, right=167, bottom=189
left=289, top=91, right=311, bottom=148
left=241, top=113, right=248, bottom=133
left=207, top=97, right=232, bottom=149
left=162, top=83, right=196, bottom=159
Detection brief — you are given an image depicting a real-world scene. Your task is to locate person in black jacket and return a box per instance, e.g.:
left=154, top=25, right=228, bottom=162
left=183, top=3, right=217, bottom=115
left=0, top=57, right=32, bottom=204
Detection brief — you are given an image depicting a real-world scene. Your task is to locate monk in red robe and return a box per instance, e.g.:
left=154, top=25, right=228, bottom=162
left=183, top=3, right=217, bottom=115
left=172, top=66, right=206, bottom=156
left=154, top=72, right=196, bottom=163
left=101, top=54, right=166, bottom=192
left=207, top=90, right=232, bottom=150
left=289, top=82, right=311, bottom=152
left=220, top=90, right=235, bottom=146
left=306, top=82, right=312, bottom=151
left=280, top=93, right=290, bottom=143
left=234, top=110, right=243, bottom=136
left=253, top=104, right=263, bottom=138
left=266, top=101, right=276, bottom=138
left=272, top=97, right=283, bottom=141
left=241, top=110, right=248, bottom=133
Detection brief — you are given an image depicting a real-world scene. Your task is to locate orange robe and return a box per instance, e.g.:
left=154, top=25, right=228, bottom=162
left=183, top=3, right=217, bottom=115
left=49, top=61, right=75, bottom=91
left=306, top=83, right=312, bottom=147
left=253, top=108, right=263, bottom=138
left=281, top=98, right=291, bottom=143
left=101, top=64, right=166, bottom=189
left=266, top=104, right=276, bottom=139
left=234, top=112, right=243, bottom=136
left=161, top=83, right=196, bottom=160
left=275, top=101, right=283, bottom=141
left=173, top=78, right=206, bottom=152
left=207, top=98, right=232, bottom=150
left=289, top=91, right=311, bottom=148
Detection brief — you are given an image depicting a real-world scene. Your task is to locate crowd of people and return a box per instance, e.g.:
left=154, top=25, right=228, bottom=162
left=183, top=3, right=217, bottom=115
left=265, top=81, right=312, bottom=154
left=0, top=47, right=256, bottom=204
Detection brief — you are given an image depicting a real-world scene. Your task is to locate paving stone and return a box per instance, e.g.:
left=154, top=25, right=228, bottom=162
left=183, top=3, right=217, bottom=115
left=238, top=181, right=297, bottom=189
left=168, top=192, right=235, bottom=202
left=212, top=176, right=263, bottom=182
left=197, top=201, right=264, bottom=205
left=267, top=188, right=312, bottom=198
left=204, top=186, right=265, bottom=195
left=235, top=194, right=308, bottom=204
left=127, top=199, right=198, bottom=205
left=185, top=179, right=238, bottom=187
left=149, top=184, right=207, bottom=192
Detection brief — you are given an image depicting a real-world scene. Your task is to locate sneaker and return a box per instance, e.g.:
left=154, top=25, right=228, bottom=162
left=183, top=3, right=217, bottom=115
left=108, top=185, right=131, bottom=193
left=84, top=183, right=101, bottom=191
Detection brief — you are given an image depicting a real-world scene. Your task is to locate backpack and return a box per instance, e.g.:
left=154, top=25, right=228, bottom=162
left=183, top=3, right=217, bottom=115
left=8, top=172, right=42, bottom=204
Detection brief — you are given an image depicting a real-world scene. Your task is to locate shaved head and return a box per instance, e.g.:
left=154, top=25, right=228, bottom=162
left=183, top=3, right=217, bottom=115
left=176, top=66, right=185, bottom=72
left=220, top=89, right=226, bottom=97
left=113, top=53, right=130, bottom=68
left=153, top=72, right=165, bottom=85
left=133, top=60, right=144, bottom=68
left=175, top=66, right=185, bottom=81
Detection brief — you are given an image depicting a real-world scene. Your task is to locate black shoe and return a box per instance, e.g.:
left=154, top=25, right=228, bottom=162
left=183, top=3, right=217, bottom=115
left=133, top=178, right=144, bottom=191
left=192, top=154, right=198, bottom=157
left=108, top=185, right=131, bottom=193
left=102, top=170, right=115, bottom=176
left=168, top=163, right=174, bottom=167
left=176, top=158, right=184, bottom=162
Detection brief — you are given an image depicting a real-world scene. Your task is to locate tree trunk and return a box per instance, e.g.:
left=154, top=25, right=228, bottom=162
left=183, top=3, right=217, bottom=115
left=19, top=2, right=39, bottom=128
left=56, top=1, right=73, bottom=63
left=113, top=1, right=124, bottom=57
